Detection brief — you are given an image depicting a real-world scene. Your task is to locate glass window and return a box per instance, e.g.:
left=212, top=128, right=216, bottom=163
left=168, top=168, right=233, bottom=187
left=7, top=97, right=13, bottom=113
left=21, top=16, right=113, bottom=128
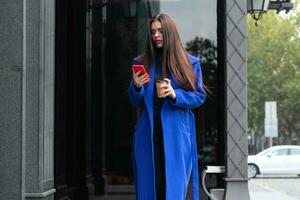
left=270, top=149, right=289, bottom=156
left=159, top=1, right=217, bottom=45
left=290, top=148, right=300, bottom=155
left=95, top=0, right=219, bottom=188
left=155, top=0, right=218, bottom=165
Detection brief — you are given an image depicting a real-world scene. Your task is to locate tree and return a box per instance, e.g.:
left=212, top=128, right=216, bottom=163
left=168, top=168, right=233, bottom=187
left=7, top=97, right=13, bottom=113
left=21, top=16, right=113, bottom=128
left=248, top=6, right=300, bottom=143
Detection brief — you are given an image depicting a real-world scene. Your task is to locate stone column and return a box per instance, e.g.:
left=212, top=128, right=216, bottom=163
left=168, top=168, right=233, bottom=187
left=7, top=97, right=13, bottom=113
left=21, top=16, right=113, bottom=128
left=224, top=0, right=250, bottom=199
left=0, top=0, right=56, bottom=200
left=0, top=1, right=24, bottom=199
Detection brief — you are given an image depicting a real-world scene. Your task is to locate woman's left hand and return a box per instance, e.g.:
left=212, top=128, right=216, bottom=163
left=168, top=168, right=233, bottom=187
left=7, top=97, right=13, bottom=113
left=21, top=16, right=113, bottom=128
left=161, top=78, right=176, bottom=99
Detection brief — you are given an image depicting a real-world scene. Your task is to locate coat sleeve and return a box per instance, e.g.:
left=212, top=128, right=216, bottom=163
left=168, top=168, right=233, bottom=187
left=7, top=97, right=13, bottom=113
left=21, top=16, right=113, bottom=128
left=129, top=80, right=145, bottom=107
left=170, top=61, right=206, bottom=109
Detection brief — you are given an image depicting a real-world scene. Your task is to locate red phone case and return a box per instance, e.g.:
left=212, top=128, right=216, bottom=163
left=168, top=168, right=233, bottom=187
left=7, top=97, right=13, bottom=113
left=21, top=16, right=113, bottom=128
left=132, top=65, right=150, bottom=83
left=132, top=65, right=147, bottom=75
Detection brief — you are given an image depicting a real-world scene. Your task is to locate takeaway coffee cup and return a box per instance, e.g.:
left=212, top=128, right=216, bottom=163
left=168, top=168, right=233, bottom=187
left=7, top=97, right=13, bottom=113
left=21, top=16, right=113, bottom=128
left=156, top=79, right=167, bottom=98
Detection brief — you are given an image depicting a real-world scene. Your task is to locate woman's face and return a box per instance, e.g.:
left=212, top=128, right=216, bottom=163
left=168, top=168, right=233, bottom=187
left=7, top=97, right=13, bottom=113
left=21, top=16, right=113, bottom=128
left=151, top=21, right=163, bottom=48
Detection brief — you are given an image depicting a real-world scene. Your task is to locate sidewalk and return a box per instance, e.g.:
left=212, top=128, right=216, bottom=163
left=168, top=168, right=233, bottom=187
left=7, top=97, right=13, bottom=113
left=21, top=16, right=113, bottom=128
left=92, top=179, right=300, bottom=200
left=92, top=195, right=135, bottom=200
left=249, top=180, right=300, bottom=200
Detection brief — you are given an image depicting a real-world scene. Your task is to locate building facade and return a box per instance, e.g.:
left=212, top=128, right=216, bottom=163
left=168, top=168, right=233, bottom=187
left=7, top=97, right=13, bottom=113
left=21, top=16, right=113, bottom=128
left=0, top=0, right=249, bottom=200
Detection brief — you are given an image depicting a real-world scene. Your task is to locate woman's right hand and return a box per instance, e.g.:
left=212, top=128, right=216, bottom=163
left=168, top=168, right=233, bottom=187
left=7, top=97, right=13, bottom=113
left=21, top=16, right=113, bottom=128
left=132, top=70, right=149, bottom=88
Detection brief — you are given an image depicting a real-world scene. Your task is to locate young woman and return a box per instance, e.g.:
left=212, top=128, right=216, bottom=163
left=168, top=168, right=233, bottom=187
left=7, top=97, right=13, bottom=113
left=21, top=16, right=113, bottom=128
left=129, top=13, right=206, bottom=200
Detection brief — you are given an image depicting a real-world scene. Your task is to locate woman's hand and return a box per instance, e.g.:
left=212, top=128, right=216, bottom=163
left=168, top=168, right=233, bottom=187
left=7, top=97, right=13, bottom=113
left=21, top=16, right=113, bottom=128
left=160, top=78, right=176, bottom=99
left=132, top=70, right=149, bottom=88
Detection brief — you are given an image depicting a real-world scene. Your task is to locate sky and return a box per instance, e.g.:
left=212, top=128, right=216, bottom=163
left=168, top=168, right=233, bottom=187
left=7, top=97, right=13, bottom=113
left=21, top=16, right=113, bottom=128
left=278, top=0, right=299, bottom=18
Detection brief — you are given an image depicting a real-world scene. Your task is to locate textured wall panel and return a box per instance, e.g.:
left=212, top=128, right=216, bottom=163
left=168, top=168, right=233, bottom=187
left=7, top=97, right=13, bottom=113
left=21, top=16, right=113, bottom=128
left=225, top=0, right=248, bottom=180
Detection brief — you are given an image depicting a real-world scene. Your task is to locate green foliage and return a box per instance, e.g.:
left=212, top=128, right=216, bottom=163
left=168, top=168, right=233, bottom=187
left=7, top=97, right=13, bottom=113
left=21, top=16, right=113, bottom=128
left=247, top=9, right=300, bottom=137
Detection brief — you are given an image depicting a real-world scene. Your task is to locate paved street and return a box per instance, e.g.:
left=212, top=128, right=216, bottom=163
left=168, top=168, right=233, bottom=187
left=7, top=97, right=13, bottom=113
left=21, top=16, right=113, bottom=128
left=249, top=175, right=300, bottom=200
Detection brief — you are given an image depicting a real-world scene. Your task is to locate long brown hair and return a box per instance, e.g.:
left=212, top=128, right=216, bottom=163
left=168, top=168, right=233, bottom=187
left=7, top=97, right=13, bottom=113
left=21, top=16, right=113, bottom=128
left=140, top=13, right=196, bottom=91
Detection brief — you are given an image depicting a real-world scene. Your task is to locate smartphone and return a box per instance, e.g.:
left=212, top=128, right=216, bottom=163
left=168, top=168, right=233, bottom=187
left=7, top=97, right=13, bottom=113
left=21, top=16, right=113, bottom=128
left=132, top=65, right=150, bottom=83
left=132, top=65, right=148, bottom=76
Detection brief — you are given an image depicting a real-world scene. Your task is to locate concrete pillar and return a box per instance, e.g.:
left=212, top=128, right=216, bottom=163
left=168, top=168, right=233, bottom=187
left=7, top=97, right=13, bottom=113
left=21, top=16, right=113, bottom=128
left=224, top=0, right=250, bottom=199
left=0, top=0, right=55, bottom=200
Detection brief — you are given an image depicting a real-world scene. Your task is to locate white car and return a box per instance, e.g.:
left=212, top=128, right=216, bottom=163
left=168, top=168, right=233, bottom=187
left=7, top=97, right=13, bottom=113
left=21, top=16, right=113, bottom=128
left=247, top=145, right=300, bottom=178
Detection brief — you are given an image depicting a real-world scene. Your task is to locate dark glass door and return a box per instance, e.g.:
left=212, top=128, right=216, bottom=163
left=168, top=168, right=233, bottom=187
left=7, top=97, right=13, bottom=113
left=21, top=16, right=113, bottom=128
left=88, top=0, right=225, bottom=198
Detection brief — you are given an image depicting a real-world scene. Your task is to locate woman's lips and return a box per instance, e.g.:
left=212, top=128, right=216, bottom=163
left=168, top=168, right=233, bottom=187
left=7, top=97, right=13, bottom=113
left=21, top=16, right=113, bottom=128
left=155, top=40, right=161, bottom=44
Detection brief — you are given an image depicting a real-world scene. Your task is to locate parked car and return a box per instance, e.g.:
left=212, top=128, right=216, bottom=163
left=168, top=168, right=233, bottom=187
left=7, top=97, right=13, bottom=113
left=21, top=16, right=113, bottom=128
left=247, top=145, right=300, bottom=178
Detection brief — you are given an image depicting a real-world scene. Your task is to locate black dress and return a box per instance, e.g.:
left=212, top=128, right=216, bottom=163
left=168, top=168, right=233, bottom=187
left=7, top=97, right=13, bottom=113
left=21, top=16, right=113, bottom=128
left=153, top=66, right=166, bottom=200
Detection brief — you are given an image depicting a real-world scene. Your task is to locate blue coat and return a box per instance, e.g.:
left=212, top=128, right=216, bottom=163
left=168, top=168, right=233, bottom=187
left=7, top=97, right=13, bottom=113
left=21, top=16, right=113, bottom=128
left=129, top=54, right=206, bottom=200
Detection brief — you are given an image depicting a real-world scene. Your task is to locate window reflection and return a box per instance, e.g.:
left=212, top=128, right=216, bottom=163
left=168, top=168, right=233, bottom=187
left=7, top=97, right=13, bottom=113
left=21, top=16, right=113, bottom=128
left=159, top=1, right=217, bottom=45
left=155, top=0, right=219, bottom=165
left=99, top=0, right=219, bottom=187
